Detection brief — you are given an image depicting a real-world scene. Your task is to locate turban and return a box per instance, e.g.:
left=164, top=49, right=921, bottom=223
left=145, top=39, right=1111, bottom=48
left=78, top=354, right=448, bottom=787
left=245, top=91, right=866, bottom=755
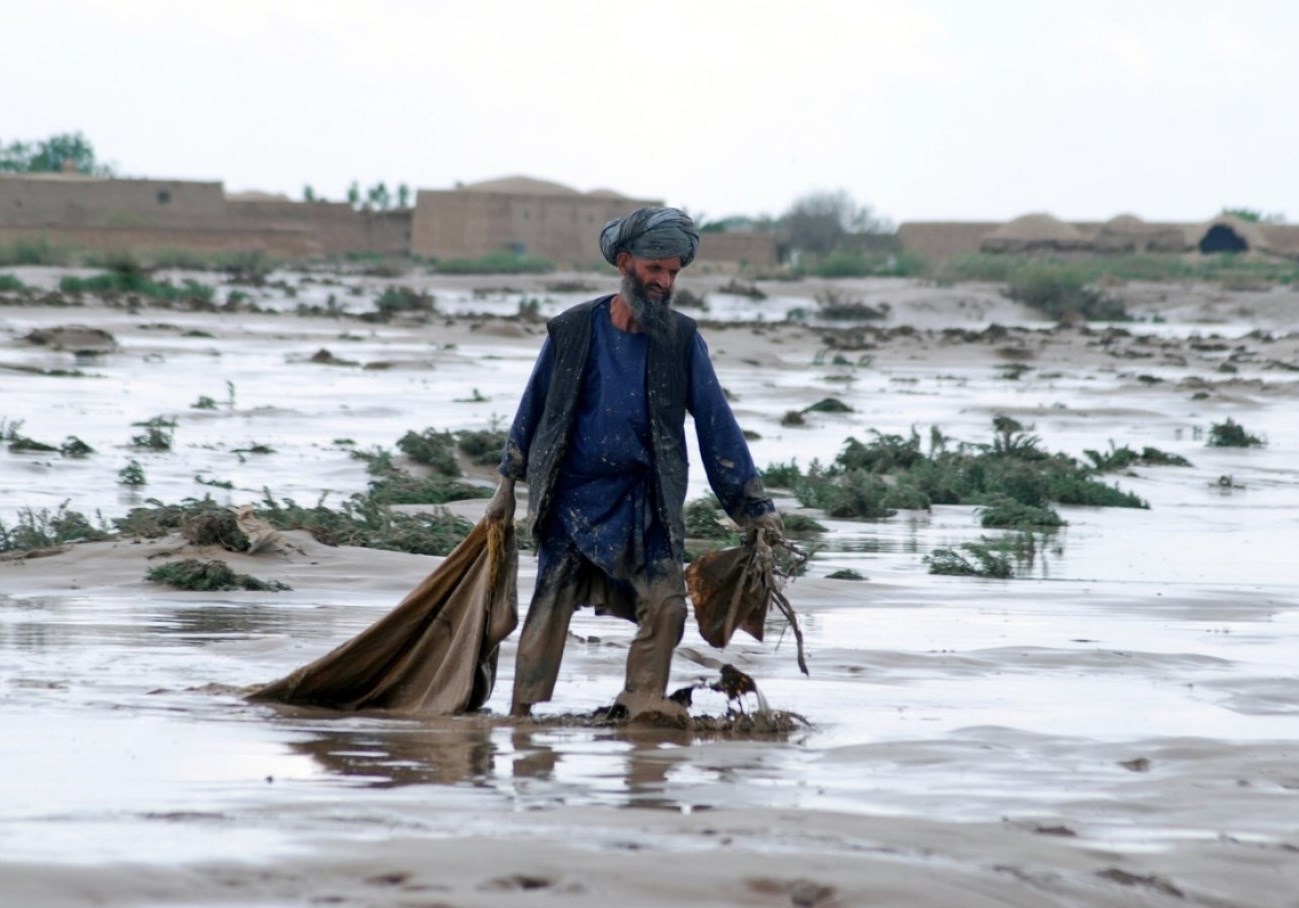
left=599, top=207, right=699, bottom=268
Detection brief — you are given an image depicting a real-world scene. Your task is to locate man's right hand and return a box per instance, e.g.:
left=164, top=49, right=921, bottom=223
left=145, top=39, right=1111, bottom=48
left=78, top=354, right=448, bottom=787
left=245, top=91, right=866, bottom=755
left=485, top=477, right=516, bottom=523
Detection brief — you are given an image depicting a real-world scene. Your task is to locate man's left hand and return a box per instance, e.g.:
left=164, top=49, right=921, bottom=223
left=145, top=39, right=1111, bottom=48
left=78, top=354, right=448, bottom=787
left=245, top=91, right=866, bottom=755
left=745, top=510, right=784, bottom=542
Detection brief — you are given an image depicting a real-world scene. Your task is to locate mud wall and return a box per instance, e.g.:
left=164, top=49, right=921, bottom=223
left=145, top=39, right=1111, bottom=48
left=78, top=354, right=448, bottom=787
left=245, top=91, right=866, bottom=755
left=0, top=175, right=411, bottom=259
left=411, top=190, right=659, bottom=266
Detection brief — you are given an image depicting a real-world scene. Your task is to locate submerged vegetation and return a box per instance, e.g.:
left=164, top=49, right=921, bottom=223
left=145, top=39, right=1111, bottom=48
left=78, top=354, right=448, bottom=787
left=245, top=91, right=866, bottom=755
left=59, top=253, right=216, bottom=303
left=145, top=558, right=290, bottom=592
left=0, top=502, right=110, bottom=552
left=1207, top=418, right=1266, bottom=448
left=769, top=417, right=1149, bottom=523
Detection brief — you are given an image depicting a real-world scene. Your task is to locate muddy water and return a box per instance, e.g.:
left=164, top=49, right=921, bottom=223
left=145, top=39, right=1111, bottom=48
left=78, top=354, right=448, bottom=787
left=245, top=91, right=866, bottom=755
left=2, top=276, right=1298, bottom=900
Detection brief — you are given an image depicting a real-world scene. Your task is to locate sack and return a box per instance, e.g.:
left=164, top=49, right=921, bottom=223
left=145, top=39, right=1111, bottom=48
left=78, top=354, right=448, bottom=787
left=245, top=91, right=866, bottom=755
left=685, top=531, right=808, bottom=675
left=249, top=518, right=518, bottom=714
left=685, top=544, right=770, bottom=648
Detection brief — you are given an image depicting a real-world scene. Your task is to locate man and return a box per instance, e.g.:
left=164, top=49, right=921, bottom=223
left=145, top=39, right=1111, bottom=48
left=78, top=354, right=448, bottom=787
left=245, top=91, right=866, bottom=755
left=486, top=207, right=782, bottom=720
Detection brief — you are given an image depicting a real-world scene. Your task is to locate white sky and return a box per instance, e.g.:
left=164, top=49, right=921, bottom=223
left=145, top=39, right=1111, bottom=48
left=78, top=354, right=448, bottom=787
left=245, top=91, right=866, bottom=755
left=4, top=0, right=1295, bottom=225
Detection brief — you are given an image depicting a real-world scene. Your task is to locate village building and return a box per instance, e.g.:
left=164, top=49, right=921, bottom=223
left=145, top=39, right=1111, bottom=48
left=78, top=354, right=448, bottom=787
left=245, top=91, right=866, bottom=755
left=0, top=171, right=410, bottom=259
left=409, top=175, right=778, bottom=270
left=898, top=212, right=1299, bottom=262
left=0, top=171, right=776, bottom=269
left=5, top=168, right=1294, bottom=270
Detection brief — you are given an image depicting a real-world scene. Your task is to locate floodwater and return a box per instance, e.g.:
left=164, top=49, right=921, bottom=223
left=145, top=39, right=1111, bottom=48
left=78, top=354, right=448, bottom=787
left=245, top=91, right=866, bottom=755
left=2, top=269, right=1298, bottom=904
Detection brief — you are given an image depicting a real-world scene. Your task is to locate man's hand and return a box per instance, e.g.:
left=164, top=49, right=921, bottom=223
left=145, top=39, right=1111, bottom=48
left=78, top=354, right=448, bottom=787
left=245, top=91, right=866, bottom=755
left=485, top=477, right=516, bottom=524
left=745, top=509, right=784, bottom=542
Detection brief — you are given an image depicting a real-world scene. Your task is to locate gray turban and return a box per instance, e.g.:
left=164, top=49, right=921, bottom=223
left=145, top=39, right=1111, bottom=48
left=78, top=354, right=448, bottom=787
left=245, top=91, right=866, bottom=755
left=599, top=207, right=699, bottom=268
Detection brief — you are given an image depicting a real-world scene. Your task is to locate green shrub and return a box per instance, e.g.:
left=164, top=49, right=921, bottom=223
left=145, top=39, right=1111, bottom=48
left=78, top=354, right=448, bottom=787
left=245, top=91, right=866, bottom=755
left=978, top=498, right=1064, bottom=528
left=836, top=430, right=924, bottom=472
left=215, top=249, right=274, bottom=284
left=60, top=270, right=215, bottom=302
left=880, top=481, right=931, bottom=512
left=130, top=422, right=174, bottom=451
left=760, top=460, right=803, bottom=489
left=8, top=434, right=57, bottom=453
left=684, top=496, right=735, bottom=540
left=0, top=236, right=67, bottom=266
left=396, top=428, right=460, bottom=476
left=806, top=470, right=897, bottom=519
left=60, top=436, right=94, bottom=457
left=432, top=251, right=555, bottom=274
left=803, top=397, right=854, bottom=414
left=0, top=503, right=110, bottom=552
left=780, top=513, right=826, bottom=535
left=367, top=475, right=491, bottom=505
left=456, top=428, right=507, bottom=466
left=118, top=460, right=147, bottom=486
left=925, top=540, right=1013, bottom=578
left=375, top=286, right=435, bottom=315
left=1006, top=265, right=1127, bottom=321
left=145, top=559, right=290, bottom=592
left=257, top=492, right=473, bottom=556
left=1084, top=442, right=1192, bottom=471
left=1207, top=418, right=1265, bottom=448
left=0, top=273, right=28, bottom=292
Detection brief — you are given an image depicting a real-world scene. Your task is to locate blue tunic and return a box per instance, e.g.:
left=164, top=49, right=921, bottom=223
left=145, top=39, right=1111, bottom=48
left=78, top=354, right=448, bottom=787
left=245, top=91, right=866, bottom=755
left=503, top=299, right=764, bottom=581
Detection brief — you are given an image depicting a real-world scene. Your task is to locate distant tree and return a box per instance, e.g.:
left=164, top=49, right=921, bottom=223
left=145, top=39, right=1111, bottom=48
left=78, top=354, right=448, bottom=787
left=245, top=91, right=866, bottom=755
left=396, top=183, right=411, bottom=209
left=781, top=190, right=892, bottom=256
left=0, top=131, right=114, bottom=176
left=303, top=184, right=318, bottom=203
left=346, top=180, right=361, bottom=208
left=366, top=181, right=391, bottom=211
left=1219, top=207, right=1285, bottom=224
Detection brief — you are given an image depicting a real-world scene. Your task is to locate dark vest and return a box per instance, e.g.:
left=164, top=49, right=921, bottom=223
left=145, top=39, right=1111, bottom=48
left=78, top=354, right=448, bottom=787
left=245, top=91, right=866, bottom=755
left=525, top=297, right=698, bottom=561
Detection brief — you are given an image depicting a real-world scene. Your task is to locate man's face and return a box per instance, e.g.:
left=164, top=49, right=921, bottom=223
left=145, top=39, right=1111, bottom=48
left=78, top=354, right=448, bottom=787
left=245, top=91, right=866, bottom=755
left=619, top=255, right=681, bottom=304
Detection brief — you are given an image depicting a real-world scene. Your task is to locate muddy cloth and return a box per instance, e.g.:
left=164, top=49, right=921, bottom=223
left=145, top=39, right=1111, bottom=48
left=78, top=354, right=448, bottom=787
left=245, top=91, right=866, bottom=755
left=248, top=519, right=518, bottom=714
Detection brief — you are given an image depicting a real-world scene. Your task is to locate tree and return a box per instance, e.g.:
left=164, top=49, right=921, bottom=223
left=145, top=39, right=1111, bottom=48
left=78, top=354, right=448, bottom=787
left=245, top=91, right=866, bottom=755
left=781, top=190, right=891, bottom=256
left=346, top=181, right=361, bottom=208
left=0, top=131, right=114, bottom=176
left=303, top=184, right=318, bottom=203
left=396, top=183, right=411, bottom=209
left=365, top=181, right=391, bottom=211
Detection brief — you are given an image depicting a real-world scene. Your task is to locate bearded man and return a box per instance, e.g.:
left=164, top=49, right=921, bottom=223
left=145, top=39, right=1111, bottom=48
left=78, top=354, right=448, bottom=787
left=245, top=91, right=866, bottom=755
left=486, top=207, right=782, bottom=720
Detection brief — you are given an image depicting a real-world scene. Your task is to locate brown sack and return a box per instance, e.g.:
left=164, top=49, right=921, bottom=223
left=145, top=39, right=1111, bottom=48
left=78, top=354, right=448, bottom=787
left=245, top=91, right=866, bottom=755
left=685, top=543, right=769, bottom=648
left=685, top=533, right=809, bottom=675
left=249, top=518, right=518, bottom=714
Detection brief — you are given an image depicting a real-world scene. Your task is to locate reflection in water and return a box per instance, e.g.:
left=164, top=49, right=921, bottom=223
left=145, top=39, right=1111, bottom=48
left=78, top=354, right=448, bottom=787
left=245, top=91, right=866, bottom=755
left=154, top=603, right=300, bottom=642
left=509, top=725, right=557, bottom=781
left=283, top=712, right=777, bottom=812
left=288, top=718, right=498, bottom=788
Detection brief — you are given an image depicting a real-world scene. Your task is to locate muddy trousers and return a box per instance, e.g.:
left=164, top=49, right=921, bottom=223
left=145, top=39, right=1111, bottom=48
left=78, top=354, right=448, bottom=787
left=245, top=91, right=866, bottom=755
left=511, top=550, right=687, bottom=711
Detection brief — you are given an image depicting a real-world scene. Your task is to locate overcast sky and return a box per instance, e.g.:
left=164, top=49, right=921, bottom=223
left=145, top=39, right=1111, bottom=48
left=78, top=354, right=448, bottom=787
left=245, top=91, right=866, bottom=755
left=4, top=0, right=1295, bottom=225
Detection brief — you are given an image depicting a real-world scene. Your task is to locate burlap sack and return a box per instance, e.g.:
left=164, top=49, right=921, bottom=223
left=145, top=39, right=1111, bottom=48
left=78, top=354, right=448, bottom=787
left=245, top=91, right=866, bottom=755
left=249, top=518, right=518, bottom=714
left=685, top=534, right=808, bottom=675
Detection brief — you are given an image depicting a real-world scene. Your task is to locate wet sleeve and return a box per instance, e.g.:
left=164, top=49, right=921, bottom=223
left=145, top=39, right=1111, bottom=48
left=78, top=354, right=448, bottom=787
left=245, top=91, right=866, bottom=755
left=499, top=337, right=554, bottom=480
left=686, top=332, right=774, bottom=521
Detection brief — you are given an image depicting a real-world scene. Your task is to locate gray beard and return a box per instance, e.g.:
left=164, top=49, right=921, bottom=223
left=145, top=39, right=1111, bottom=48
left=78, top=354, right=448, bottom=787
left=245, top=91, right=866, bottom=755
left=620, top=271, right=673, bottom=341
